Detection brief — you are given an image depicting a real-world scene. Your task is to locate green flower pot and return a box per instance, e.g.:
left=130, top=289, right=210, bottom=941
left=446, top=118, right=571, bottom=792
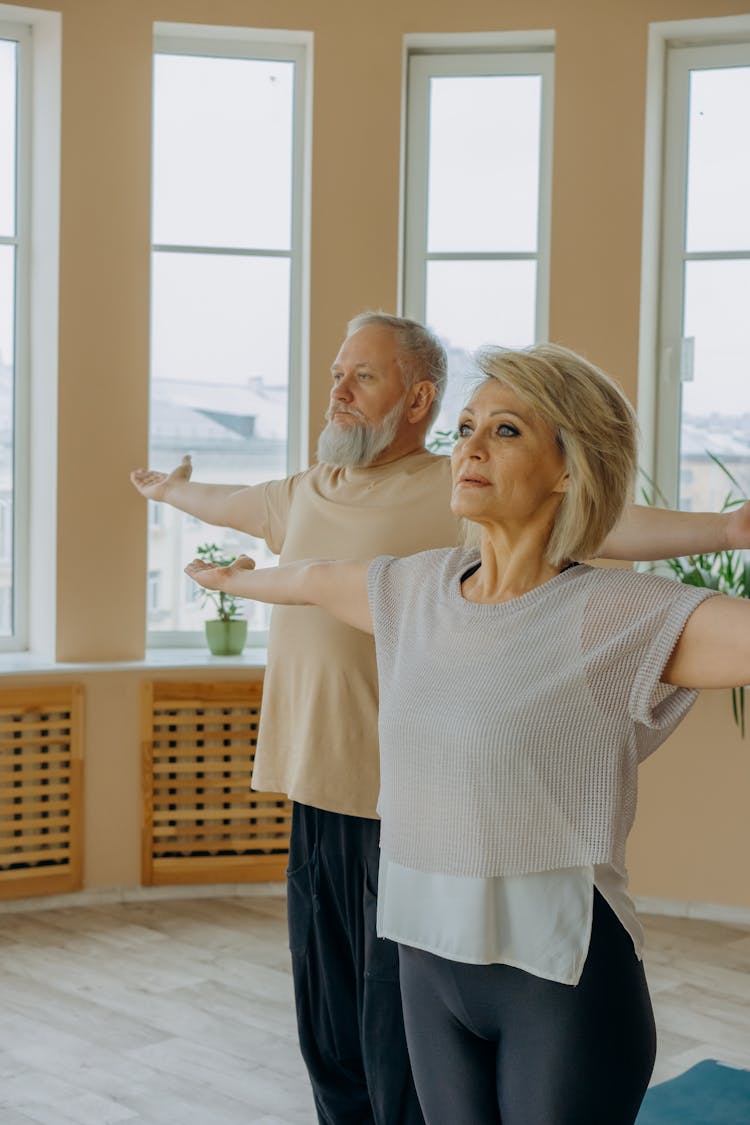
left=205, top=619, right=248, bottom=656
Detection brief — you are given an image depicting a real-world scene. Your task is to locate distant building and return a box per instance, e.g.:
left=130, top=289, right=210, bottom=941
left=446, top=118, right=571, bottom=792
left=680, top=415, right=750, bottom=512
left=148, top=378, right=288, bottom=636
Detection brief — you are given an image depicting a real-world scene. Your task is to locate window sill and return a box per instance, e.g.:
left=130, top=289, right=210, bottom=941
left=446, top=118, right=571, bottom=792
left=0, top=647, right=268, bottom=676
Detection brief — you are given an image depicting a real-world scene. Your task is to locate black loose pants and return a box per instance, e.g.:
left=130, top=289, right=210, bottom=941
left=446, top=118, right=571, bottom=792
left=286, top=802, right=425, bottom=1125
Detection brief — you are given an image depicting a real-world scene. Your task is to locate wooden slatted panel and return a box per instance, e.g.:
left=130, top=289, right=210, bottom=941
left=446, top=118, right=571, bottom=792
left=142, top=680, right=291, bottom=885
left=0, top=685, right=84, bottom=900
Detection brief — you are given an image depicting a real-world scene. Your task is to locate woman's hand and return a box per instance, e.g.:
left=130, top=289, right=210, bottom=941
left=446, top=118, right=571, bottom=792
left=184, top=555, right=374, bottom=634
left=185, top=554, right=256, bottom=591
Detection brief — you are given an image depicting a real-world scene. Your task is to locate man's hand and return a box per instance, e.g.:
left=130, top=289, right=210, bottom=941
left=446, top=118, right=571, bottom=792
left=130, top=454, right=193, bottom=502
left=723, top=499, right=750, bottom=551
left=129, top=457, right=266, bottom=533
left=185, top=554, right=256, bottom=591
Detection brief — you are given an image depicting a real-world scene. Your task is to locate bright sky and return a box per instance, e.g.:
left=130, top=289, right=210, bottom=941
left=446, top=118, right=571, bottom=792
left=427, top=74, right=541, bottom=255
left=681, top=67, right=750, bottom=416
left=0, top=40, right=15, bottom=240
left=150, top=53, right=294, bottom=388
left=0, top=39, right=16, bottom=369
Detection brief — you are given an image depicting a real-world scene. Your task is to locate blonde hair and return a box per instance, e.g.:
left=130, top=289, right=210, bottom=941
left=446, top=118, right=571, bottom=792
left=474, top=343, right=638, bottom=565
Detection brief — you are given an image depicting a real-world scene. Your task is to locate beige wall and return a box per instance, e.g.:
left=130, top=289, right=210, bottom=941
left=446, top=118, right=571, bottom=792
left=6, top=0, right=750, bottom=906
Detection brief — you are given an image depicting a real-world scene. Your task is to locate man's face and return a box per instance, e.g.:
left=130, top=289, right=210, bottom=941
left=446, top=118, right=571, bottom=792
left=327, top=325, right=407, bottom=426
left=317, top=326, right=410, bottom=467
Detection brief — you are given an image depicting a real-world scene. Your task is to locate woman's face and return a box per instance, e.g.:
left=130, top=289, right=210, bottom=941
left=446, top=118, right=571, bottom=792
left=450, top=379, right=569, bottom=526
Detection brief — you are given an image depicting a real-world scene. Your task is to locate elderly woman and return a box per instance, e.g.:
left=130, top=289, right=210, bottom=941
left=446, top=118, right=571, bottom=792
left=186, top=344, right=748, bottom=1125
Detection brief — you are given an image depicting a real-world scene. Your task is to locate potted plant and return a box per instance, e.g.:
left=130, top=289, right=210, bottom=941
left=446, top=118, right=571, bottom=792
left=195, top=543, right=248, bottom=656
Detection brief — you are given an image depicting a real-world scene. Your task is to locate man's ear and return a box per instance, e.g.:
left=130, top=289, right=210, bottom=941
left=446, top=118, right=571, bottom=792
left=406, top=380, right=436, bottom=424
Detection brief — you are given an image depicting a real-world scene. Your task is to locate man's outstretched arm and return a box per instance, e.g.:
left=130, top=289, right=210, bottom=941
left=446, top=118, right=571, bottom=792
left=130, top=454, right=268, bottom=537
left=598, top=500, right=750, bottom=562
left=185, top=555, right=373, bottom=634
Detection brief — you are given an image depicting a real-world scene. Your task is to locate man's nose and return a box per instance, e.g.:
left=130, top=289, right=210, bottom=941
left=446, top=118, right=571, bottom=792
left=332, top=375, right=354, bottom=400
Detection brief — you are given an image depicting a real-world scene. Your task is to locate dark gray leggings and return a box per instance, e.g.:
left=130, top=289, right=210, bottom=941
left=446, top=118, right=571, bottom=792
left=398, top=890, right=656, bottom=1125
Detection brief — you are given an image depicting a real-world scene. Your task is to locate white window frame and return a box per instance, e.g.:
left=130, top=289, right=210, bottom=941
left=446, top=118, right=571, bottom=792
left=401, top=45, right=554, bottom=342
left=147, top=570, right=161, bottom=614
left=0, top=497, right=11, bottom=561
left=148, top=500, right=163, bottom=530
left=183, top=572, right=202, bottom=606
left=148, top=26, right=311, bottom=648
left=654, top=39, right=750, bottom=505
left=639, top=15, right=750, bottom=506
left=0, top=19, right=30, bottom=652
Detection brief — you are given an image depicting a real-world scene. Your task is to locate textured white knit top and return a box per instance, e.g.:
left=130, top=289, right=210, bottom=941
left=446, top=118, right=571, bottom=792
left=367, top=547, right=715, bottom=880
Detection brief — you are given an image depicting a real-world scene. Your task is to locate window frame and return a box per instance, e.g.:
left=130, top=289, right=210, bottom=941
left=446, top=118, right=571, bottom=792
left=147, top=569, right=161, bottom=615
left=148, top=29, right=309, bottom=648
left=0, top=19, right=31, bottom=652
left=651, top=38, right=750, bottom=506
left=401, top=47, right=554, bottom=344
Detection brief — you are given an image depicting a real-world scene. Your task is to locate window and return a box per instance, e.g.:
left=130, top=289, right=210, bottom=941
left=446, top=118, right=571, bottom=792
left=147, top=570, right=161, bottom=615
left=148, top=501, right=164, bottom=531
left=403, top=46, right=554, bottom=435
left=183, top=573, right=203, bottom=607
left=0, top=498, right=11, bottom=561
left=148, top=30, right=308, bottom=645
left=0, top=22, right=29, bottom=650
left=654, top=41, right=750, bottom=511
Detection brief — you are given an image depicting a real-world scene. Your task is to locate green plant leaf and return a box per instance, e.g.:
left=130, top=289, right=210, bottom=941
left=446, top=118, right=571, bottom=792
left=707, top=450, right=744, bottom=493
left=427, top=429, right=458, bottom=454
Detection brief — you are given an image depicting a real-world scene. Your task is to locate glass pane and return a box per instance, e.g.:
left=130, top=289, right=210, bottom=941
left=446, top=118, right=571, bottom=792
left=151, top=251, right=291, bottom=385
left=0, top=40, right=17, bottom=237
left=679, top=259, right=750, bottom=511
left=427, top=74, right=542, bottom=253
left=686, top=67, right=750, bottom=253
left=152, top=53, right=294, bottom=250
left=0, top=245, right=15, bottom=636
left=149, top=251, right=289, bottom=634
left=426, top=259, right=537, bottom=433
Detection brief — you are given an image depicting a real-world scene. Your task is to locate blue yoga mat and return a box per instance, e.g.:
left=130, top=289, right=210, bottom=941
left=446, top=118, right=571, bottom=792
left=636, top=1060, right=750, bottom=1124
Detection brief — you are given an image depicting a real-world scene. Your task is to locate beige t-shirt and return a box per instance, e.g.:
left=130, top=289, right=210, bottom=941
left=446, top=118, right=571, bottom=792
left=253, top=450, right=461, bottom=818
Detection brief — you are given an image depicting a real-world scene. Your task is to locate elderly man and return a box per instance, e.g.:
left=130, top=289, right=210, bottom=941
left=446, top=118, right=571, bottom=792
left=131, top=311, right=750, bottom=1125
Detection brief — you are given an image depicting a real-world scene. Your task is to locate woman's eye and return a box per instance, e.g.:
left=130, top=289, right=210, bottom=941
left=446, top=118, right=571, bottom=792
left=457, top=422, right=472, bottom=437
left=497, top=423, right=519, bottom=437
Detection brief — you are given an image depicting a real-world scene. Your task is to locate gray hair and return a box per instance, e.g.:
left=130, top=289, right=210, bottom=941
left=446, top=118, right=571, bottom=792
left=346, top=311, right=447, bottom=426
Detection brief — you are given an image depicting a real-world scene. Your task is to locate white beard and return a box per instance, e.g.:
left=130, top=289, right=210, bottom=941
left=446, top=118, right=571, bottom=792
left=316, top=396, right=408, bottom=468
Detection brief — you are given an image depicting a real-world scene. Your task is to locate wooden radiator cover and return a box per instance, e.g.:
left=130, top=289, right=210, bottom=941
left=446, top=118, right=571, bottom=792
left=0, top=685, right=84, bottom=900
left=142, top=680, right=291, bottom=885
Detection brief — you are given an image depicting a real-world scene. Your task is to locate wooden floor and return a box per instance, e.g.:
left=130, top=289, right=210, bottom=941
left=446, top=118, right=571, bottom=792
left=0, top=893, right=748, bottom=1124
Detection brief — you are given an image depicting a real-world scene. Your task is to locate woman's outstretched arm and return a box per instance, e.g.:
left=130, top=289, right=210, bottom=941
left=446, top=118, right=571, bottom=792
left=662, top=594, right=750, bottom=689
left=185, top=555, right=373, bottom=634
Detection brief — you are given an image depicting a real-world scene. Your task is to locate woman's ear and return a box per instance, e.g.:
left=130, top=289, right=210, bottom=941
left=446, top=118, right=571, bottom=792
left=553, top=469, right=571, bottom=495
